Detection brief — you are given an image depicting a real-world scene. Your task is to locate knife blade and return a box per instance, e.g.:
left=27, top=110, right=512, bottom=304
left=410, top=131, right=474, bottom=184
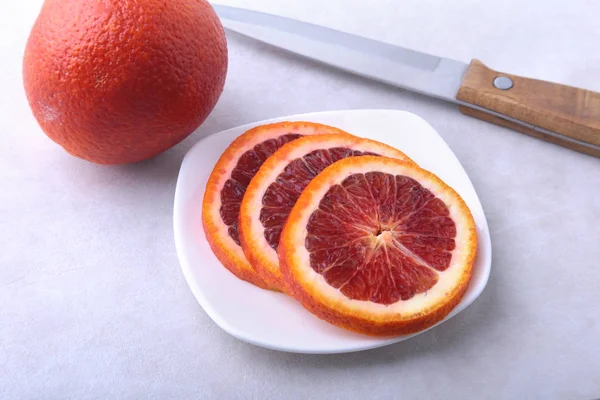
left=212, top=4, right=600, bottom=157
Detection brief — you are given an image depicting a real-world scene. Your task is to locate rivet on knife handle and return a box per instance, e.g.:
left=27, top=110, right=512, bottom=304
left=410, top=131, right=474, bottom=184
left=456, top=59, right=600, bottom=157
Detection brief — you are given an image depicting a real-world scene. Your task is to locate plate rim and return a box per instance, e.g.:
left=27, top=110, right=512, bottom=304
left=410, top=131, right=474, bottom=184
left=173, top=108, right=492, bottom=354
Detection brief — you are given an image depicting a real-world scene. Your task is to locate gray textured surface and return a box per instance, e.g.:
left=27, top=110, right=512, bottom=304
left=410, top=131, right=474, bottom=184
left=2, top=0, right=600, bottom=399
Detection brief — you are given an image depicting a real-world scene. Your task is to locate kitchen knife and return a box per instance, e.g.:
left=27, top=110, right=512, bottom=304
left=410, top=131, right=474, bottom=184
left=212, top=4, right=600, bottom=157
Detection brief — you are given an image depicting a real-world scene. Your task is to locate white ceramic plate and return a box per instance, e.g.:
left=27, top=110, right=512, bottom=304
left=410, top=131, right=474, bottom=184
left=173, top=109, right=492, bottom=354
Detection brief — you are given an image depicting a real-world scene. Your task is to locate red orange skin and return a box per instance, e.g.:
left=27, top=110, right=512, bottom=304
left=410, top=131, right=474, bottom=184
left=202, top=219, right=274, bottom=290
left=238, top=210, right=288, bottom=292
left=23, top=0, right=227, bottom=164
left=280, top=244, right=472, bottom=336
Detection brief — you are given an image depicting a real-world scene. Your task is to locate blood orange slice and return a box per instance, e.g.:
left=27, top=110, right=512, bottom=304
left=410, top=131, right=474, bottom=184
left=239, top=134, right=415, bottom=291
left=202, top=121, right=349, bottom=289
left=279, top=156, right=477, bottom=336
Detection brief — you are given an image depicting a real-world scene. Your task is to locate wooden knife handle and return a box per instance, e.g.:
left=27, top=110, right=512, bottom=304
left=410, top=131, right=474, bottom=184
left=456, top=59, right=600, bottom=157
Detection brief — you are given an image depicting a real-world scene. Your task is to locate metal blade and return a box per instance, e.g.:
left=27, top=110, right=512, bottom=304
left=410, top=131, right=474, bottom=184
left=212, top=4, right=467, bottom=103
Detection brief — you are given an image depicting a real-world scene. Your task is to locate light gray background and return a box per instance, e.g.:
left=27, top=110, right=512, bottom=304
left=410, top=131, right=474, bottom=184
left=2, top=0, right=600, bottom=399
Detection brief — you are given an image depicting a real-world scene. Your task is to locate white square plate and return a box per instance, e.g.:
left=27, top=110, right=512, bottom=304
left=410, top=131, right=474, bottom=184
left=173, top=109, right=492, bottom=354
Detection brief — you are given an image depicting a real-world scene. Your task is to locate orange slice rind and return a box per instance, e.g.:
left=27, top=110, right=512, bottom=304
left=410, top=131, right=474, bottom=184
left=278, top=156, right=477, bottom=336
left=202, top=121, right=350, bottom=290
left=239, top=134, right=416, bottom=291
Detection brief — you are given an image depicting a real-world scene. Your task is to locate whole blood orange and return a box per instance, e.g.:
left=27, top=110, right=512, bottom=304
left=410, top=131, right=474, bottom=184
left=239, top=134, right=415, bottom=291
left=23, top=0, right=227, bottom=164
left=279, top=156, right=477, bottom=336
left=202, top=122, right=349, bottom=290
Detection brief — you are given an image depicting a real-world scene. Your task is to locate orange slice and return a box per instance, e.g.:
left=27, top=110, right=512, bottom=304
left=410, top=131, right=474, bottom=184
left=279, top=156, right=477, bottom=336
left=202, top=121, right=348, bottom=289
left=239, top=134, right=415, bottom=291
